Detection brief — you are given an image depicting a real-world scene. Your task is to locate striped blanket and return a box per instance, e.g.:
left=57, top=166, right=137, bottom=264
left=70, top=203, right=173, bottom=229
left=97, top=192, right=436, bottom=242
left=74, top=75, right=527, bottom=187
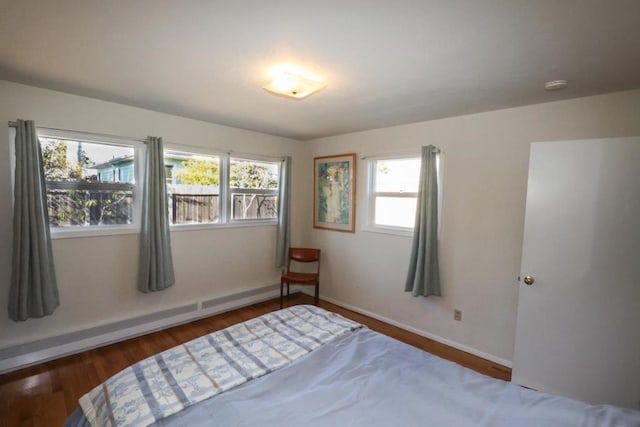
left=79, top=305, right=362, bottom=427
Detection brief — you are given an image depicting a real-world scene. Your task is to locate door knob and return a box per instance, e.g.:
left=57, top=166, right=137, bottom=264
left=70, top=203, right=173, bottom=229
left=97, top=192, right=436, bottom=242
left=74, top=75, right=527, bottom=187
left=523, top=276, right=535, bottom=285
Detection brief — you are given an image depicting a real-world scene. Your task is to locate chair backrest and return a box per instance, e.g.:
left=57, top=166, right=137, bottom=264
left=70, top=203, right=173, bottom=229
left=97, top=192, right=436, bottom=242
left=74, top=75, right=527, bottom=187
left=287, top=248, right=321, bottom=274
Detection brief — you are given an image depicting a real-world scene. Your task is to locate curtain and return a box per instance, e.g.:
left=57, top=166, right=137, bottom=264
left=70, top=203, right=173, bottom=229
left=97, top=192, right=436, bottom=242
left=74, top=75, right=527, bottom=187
left=9, top=119, right=60, bottom=321
left=275, top=156, right=291, bottom=269
left=405, top=145, right=441, bottom=297
left=138, top=136, right=175, bottom=292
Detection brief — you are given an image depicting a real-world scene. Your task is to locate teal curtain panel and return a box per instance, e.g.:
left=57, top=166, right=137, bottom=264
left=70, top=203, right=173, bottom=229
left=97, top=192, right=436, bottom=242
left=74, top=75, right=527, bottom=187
left=9, top=119, right=60, bottom=321
left=138, top=136, right=175, bottom=292
left=276, top=156, right=291, bottom=268
left=405, top=145, right=441, bottom=297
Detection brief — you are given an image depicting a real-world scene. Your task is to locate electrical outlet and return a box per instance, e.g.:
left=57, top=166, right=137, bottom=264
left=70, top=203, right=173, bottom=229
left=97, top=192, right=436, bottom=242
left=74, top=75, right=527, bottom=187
left=454, top=309, right=462, bottom=321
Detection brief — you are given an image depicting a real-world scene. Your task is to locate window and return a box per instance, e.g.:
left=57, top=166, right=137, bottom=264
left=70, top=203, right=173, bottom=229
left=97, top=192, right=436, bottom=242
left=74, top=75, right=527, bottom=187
left=230, top=157, right=279, bottom=221
left=13, top=126, right=279, bottom=235
left=368, top=157, right=421, bottom=230
left=163, top=150, right=280, bottom=227
left=164, top=150, right=221, bottom=225
left=37, top=130, right=141, bottom=233
left=367, top=154, right=441, bottom=234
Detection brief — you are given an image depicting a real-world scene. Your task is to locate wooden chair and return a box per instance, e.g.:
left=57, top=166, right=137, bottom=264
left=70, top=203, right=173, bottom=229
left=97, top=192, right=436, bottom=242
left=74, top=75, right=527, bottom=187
left=280, top=248, right=321, bottom=308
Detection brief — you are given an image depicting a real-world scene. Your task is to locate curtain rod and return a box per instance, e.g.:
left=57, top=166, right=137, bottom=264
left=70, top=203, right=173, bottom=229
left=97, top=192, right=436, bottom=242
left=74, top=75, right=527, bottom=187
left=8, top=121, right=286, bottom=161
left=8, top=121, right=148, bottom=143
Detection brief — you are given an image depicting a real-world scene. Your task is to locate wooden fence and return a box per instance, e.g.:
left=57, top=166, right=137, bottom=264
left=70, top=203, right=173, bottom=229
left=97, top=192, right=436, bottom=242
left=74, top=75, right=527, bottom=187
left=47, top=189, right=133, bottom=226
left=46, top=188, right=277, bottom=226
left=170, top=194, right=220, bottom=224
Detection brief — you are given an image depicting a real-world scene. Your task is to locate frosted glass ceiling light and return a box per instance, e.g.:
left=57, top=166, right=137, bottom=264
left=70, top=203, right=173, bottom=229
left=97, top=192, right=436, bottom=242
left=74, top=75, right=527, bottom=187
left=263, top=70, right=326, bottom=100
left=544, top=80, right=568, bottom=91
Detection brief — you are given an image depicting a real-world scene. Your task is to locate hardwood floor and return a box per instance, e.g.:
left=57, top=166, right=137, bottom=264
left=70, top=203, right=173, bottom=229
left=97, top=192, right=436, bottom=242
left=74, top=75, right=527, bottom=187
left=0, top=294, right=511, bottom=426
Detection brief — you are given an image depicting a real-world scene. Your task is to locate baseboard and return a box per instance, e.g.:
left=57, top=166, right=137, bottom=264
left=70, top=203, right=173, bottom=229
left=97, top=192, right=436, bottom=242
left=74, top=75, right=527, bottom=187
left=0, top=286, right=512, bottom=374
left=317, top=293, right=513, bottom=368
left=0, top=284, right=281, bottom=374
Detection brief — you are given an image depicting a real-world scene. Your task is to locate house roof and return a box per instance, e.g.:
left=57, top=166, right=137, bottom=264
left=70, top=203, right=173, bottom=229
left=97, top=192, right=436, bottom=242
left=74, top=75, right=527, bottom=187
left=91, top=155, right=134, bottom=170
left=91, top=153, right=192, bottom=169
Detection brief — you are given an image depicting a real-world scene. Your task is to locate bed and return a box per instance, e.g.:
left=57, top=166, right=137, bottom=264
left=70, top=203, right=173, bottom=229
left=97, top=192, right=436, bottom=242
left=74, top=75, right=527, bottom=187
left=65, top=305, right=640, bottom=427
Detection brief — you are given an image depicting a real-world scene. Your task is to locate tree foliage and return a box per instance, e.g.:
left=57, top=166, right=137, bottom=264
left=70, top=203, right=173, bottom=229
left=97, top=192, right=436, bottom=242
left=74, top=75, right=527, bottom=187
left=41, top=139, right=87, bottom=181
left=174, top=158, right=277, bottom=190
left=175, top=159, right=220, bottom=185
left=230, top=161, right=277, bottom=189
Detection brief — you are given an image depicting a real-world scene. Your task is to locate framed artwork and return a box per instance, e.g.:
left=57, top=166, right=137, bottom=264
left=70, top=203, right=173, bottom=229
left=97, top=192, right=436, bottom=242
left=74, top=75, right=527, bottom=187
left=313, top=153, right=356, bottom=232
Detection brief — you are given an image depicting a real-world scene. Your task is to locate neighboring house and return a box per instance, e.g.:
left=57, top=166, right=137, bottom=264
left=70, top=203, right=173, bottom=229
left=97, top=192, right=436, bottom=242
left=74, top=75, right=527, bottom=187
left=91, top=154, right=188, bottom=185
left=91, top=155, right=135, bottom=183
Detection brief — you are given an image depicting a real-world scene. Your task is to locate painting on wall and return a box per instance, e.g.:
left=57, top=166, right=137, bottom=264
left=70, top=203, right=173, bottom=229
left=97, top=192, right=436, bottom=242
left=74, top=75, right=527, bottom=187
left=313, top=153, right=356, bottom=232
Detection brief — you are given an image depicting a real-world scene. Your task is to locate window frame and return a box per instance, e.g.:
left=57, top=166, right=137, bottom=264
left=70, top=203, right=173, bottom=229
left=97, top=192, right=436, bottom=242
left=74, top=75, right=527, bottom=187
left=34, top=128, right=145, bottom=239
left=228, top=155, right=280, bottom=225
left=364, top=152, right=442, bottom=237
left=163, top=146, right=281, bottom=231
left=9, top=125, right=283, bottom=236
left=163, top=144, right=225, bottom=230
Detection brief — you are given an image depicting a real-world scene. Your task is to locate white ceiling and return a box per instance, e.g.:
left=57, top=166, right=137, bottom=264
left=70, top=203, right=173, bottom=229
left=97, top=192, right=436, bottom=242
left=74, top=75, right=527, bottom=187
left=1, top=0, right=639, bottom=140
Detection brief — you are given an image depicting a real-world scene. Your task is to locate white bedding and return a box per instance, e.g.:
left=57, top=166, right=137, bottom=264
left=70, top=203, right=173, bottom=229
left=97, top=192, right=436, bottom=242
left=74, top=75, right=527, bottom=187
left=67, top=309, right=640, bottom=427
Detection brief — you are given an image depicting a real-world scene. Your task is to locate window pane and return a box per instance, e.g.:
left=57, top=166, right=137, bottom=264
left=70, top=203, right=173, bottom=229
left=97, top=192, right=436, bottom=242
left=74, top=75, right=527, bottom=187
left=230, top=158, right=279, bottom=220
left=40, top=138, right=134, bottom=227
left=375, top=158, right=420, bottom=193
left=165, top=151, right=220, bottom=224
left=231, top=193, right=278, bottom=220
left=374, top=197, right=417, bottom=228
left=47, top=186, right=133, bottom=226
left=230, top=158, right=278, bottom=190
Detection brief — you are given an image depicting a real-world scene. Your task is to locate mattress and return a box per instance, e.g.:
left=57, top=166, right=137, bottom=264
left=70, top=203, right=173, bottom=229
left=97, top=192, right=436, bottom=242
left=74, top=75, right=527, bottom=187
left=66, top=308, right=640, bottom=427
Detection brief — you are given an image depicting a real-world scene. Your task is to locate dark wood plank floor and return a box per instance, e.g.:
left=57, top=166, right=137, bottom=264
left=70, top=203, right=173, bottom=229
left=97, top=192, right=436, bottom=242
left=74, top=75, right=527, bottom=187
left=0, top=293, right=511, bottom=426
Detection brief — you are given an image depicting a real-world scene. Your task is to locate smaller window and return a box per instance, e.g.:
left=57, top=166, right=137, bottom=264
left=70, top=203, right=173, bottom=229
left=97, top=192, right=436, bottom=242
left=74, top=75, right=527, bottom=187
left=368, top=157, right=421, bottom=230
left=164, top=150, right=221, bottom=225
left=367, top=154, right=442, bottom=234
left=230, top=157, right=279, bottom=221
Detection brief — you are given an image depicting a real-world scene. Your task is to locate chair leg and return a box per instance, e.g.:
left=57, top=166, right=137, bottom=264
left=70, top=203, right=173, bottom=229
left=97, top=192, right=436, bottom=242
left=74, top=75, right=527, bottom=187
left=287, top=283, right=290, bottom=298
left=280, top=279, right=284, bottom=309
left=314, top=282, right=319, bottom=306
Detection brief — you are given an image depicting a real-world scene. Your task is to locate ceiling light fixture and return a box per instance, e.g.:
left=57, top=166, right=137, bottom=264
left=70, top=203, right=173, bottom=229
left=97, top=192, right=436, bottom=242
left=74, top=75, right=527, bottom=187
left=263, top=68, right=326, bottom=100
left=544, top=80, right=568, bottom=91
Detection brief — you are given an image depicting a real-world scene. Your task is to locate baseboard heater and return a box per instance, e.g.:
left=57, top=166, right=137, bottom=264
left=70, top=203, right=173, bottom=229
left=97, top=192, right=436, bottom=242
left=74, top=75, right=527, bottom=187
left=0, top=283, right=282, bottom=374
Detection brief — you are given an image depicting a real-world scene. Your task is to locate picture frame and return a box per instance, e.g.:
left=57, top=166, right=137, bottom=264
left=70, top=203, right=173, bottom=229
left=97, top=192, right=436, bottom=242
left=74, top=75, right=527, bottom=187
left=313, top=153, right=356, bottom=232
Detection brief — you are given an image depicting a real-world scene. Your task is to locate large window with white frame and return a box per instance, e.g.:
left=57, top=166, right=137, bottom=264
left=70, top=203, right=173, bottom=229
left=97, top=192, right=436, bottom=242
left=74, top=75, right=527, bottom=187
left=366, top=154, right=440, bottom=234
left=34, top=129, right=143, bottom=235
left=11, top=126, right=280, bottom=235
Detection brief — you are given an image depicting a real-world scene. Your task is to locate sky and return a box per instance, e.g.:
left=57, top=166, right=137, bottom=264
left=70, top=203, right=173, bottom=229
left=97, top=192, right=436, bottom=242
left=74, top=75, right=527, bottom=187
left=41, top=137, right=134, bottom=168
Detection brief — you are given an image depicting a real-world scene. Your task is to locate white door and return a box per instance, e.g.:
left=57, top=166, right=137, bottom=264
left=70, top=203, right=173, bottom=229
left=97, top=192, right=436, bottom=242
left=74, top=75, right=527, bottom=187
left=513, top=137, right=640, bottom=409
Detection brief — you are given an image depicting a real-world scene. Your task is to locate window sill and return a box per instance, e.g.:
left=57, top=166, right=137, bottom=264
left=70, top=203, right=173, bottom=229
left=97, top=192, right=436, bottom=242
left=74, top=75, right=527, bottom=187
left=170, top=220, right=277, bottom=232
left=51, top=225, right=139, bottom=240
left=361, top=225, right=414, bottom=238
left=49, top=220, right=278, bottom=238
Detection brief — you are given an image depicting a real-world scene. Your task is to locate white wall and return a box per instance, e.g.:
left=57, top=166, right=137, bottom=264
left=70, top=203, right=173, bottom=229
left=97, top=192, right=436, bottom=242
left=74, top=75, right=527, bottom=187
left=0, top=81, right=309, bottom=348
left=307, top=89, right=640, bottom=364
left=2, top=80, right=639, bottom=367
